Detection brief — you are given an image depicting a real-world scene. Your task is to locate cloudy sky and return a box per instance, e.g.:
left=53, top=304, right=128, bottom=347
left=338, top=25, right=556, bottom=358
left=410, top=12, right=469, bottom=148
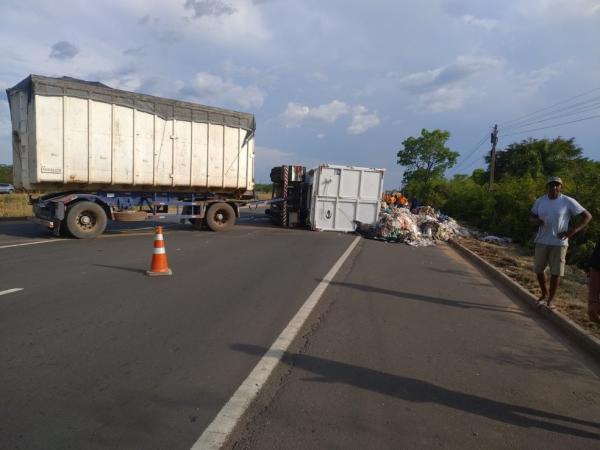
left=1, top=0, right=599, bottom=187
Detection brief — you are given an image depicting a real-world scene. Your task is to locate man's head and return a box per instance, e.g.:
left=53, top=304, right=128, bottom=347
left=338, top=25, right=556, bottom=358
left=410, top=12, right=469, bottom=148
left=547, top=176, right=563, bottom=199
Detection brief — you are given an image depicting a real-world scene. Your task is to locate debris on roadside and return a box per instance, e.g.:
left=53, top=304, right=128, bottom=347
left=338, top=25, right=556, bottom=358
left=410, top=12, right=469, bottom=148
left=355, top=201, right=467, bottom=246
left=479, top=235, right=513, bottom=245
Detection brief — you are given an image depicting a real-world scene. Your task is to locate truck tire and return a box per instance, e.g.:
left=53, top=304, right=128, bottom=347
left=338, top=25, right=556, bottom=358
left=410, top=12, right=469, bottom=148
left=65, top=201, right=107, bottom=239
left=206, top=202, right=235, bottom=231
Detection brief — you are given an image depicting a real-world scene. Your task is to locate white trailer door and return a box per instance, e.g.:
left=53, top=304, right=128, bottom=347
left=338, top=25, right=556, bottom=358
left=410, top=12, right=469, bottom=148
left=311, top=165, right=383, bottom=232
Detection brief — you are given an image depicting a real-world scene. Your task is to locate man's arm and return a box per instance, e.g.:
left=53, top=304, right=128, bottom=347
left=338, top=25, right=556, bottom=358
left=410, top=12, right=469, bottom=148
left=529, top=213, right=544, bottom=226
left=558, top=210, right=592, bottom=240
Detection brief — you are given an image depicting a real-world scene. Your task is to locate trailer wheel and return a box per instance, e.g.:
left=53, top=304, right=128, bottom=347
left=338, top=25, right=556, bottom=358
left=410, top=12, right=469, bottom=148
left=206, top=202, right=235, bottom=231
left=65, top=201, right=107, bottom=239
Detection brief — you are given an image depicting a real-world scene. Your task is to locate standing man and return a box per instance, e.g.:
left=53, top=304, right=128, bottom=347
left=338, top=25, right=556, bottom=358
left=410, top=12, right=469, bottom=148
left=530, top=176, right=592, bottom=309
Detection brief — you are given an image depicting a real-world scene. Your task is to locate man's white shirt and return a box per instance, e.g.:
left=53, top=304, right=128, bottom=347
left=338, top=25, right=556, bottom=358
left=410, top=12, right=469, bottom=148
left=531, top=194, right=585, bottom=246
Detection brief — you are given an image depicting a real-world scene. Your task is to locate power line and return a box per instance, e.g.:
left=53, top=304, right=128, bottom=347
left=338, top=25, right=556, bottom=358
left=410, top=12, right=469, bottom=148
left=452, top=133, right=490, bottom=173
left=499, top=114, right=600, bottom=138
left=502, top=96, right=600, bottom=132
left=499, top=86, right=600, bottom=129
left=502, top=101, right=600, bottom=132
left=460, top=154, right=487, bottom=173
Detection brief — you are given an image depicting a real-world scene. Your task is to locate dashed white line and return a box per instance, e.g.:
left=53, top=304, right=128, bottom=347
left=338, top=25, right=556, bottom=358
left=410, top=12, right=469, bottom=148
left=191, top=236, right=361, bottom=450
left=0, top=240, right=65, bottom=249
left=0, top=288, right=23, bottom=296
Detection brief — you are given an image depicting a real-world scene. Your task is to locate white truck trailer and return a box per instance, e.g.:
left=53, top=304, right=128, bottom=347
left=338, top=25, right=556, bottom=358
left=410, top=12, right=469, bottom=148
left=268, top=164, right=385, bottom=232
left=6, top=75, right=256, bottom=238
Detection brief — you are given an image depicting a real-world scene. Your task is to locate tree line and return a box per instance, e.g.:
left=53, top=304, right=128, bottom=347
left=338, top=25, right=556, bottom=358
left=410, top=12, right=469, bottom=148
left=0, top=164, right=11, bottom=183
left=398, top=129, right=600, bottom=267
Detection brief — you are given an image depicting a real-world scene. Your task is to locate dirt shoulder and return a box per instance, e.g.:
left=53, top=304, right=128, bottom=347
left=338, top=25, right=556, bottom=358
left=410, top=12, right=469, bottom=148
left=457, top=237, right=600, bottom=339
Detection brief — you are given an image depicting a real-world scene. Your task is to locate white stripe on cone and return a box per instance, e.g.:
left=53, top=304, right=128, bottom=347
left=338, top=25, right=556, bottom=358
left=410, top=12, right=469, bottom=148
left=153, top=247, right=166, bottom=254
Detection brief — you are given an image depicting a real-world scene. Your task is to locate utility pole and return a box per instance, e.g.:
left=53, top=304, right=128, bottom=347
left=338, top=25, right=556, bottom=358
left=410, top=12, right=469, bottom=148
left=489, top=124, right=498, bottom=188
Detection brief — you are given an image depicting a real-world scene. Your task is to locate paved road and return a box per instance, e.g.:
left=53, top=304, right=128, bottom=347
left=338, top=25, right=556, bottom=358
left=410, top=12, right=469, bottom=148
left=230, top=239, right=600, bottom=449
left=0, top=212, right=355, bottom=449
left=1, top=212, right=599, bottom=449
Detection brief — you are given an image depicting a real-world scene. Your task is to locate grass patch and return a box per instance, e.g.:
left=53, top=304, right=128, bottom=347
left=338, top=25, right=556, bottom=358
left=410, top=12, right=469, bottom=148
left=255, top=192, right=272, bottom=201
left=0, top=193, right=33, bottom=218
left=459, top=237, right=600, bottom=338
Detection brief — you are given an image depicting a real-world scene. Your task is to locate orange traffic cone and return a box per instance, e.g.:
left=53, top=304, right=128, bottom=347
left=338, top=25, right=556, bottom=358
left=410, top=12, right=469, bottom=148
left=146, top=226, right=173, bottom=276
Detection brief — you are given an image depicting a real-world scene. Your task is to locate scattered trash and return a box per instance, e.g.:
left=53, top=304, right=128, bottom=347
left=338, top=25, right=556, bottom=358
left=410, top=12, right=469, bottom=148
left=479, top=235, right=513, bottom=245
left=355, top=203, right=467, bottom=246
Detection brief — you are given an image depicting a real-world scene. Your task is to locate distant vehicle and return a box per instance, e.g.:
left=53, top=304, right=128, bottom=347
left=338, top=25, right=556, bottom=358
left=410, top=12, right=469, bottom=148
left=0, top=183, right=15, bottom=194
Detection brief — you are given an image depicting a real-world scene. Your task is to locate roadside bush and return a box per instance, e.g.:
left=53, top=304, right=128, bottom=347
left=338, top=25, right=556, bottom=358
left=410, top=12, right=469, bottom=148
left=0, top=193, right=33, bottom=218
left=399, top=137, right=599, bottom=268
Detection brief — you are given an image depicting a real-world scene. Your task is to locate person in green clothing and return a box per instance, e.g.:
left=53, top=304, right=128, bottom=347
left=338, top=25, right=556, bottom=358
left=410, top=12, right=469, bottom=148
left=529, top=176, right=592, bottom=309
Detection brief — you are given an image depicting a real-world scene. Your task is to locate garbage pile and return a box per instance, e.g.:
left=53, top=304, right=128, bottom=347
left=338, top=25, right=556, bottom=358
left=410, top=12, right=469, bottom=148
left=356, top=200, right=466, bottom=246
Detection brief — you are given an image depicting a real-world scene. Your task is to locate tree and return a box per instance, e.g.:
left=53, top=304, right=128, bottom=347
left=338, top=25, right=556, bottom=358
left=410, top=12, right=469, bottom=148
left=0, top=165, right=12, bottom=183
left=486, top=137, right=583, bottom=181
left=397, top=129, right=459, bottom=185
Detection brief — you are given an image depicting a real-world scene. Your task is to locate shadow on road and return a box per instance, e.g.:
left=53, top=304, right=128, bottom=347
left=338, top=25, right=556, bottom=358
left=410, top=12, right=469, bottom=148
left=325, top=280, right=526, bottom=316
left=93, top=264, right=147, bottom=275
left=232, top=343, right=600, bottom=440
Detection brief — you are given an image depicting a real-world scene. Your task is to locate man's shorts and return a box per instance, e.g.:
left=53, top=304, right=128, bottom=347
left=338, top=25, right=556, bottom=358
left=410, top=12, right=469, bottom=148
left=534, top=244, right=567, bottom=276
left=589, top=242, right=600, bottom=271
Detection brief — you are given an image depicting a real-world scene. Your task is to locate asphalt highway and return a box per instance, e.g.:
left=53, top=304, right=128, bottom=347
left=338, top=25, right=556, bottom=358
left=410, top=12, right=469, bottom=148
left=1, top=211, right=599, bottom=449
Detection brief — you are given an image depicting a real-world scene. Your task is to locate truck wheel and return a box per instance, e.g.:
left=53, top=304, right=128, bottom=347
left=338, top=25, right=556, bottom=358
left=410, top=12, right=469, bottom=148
left=65, top=201, right=107, bottom=239
left=206, top=202, right=235, bottom=231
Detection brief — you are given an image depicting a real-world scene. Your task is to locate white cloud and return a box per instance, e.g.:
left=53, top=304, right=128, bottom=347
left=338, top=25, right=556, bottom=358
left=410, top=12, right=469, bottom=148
left=507, top=66, right=562, bottom=95
left=183, top=0, right=271, bottom=46
left=220, top=60, right=260, bottom=77
left=418, top=87, right=467, bottom=113
left=403, top=55, right=504, bottom=90
left=347, top=106, right=380, bottom=134
left=282, top=101, right=380, bottom=134
left=181, top=72, right=265, bottom=109
left=365, top=55, right=504, bottom=97
left=461, top=14, right=498, bottom=30
left=282, top=100, right=350, bottom=127
left=516, top=0, right=600, bottom=19
left=316, top=133, right=326, bottom=139
left=307, top=71, right=328, bottom=82
left=185, top=0, right=236, bottom=18
left=87, top=67, right=144, bottom=92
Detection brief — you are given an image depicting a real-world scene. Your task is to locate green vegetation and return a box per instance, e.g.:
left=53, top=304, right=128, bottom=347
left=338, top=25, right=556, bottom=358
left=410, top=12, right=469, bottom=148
left=399, top=133, right=599, bottom=267
left=397, top=129, right=459, bottom=185
left=0, top=164, right=12, bottom=183
left=0, top=193, right=32, bottom=217
left=254, top=183, right=272, bottom=193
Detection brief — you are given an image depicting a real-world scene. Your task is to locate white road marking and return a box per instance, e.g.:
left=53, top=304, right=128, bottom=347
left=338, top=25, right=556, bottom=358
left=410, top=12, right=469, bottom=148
left=0, top=240, right=65, bottom=249
left=0, top=288, right=23, bottom=296
left=191, top=236, right=361, bottom=450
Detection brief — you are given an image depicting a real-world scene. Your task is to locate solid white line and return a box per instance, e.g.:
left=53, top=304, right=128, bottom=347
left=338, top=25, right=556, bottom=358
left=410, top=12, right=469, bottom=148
left=0, top=288, right=23, bottom=296
left=0, top=240, right=65, bottom=249
left=191, top=236, right=361, bottom=450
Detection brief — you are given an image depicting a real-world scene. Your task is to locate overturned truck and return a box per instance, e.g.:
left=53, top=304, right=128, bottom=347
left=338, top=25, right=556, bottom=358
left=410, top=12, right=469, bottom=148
left=7, top=75, right=256, bottom=238
left=267, top=164, right=384, bottom=232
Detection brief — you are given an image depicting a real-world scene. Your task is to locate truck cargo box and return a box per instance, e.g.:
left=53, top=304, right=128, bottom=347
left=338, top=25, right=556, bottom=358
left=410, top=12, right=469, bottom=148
left=307, top=164, right=384, bottom=232
left=6, top=75, right=256, bottom=194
